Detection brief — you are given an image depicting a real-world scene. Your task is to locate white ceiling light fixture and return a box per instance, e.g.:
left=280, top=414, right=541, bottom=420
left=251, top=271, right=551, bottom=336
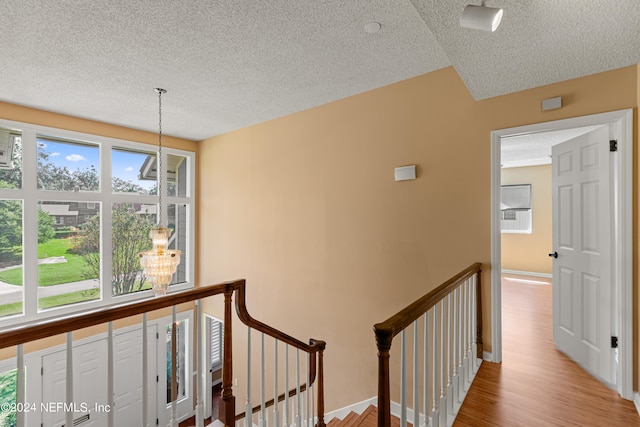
left=139, top=88, right=181, bottom=297
left=460, top=1, right=503, bottom=32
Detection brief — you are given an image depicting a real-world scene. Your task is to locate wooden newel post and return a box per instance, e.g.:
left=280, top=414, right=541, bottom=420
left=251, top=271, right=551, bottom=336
left=221, top=284, right=236, bottom=427
left=375, top=328, right=393, bottom=427
left=310, top=339, right=327, bottom=427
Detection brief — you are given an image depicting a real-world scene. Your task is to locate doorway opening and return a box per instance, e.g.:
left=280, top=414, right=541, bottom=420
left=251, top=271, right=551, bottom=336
left=490, top=109, right=633, bottom=400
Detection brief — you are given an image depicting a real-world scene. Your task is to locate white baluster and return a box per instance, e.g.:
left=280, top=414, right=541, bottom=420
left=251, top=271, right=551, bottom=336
left=451, top=289, right=459, bottom=414
left=16, top=344, right=24, bottom=427
left=471, top=275, right=479, bottom=371
left=422, top=313, right=430, bottom=427
left=246, top=328, right=252, bottom=427
left=260, top=333, right=266, bottom=427
left=311, top=377, right=316, bottom=427
left=295, top=349, right=301, bottom=427
left=431, top=304, right=439, bottom=427
left=306, top=352, right=310, bottom=427
left=284, top=344, right=289, bottom=427
left=440, top=300, right=447, bottom=427
left=400, top=329, right=407, bottom=427
left=464, top=279, right=472, bottom=387
left=66, top=332, right=73, bottom=427
left=142, top=313, right=148, bottom=427
left=459, top=286, right=466, bottom=405
left=453, top=288, right=459, bottom=407
left=171, top=306, right=178, bottom=427
left=107, top=322, right=114, bottom=427
left=413, top=320, right=420, bottom=427
left=196, top=300, right=205, bottom=427
left=274, top=339, right=280, bottom=427
left=445, top=294, right=452, bottom=422
left=464, top=280, right=472, bottom=392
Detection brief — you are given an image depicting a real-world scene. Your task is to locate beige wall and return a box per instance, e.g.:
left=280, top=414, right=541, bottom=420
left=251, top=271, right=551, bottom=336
left=501, top=165, right=552, bottom=275
left=198, top=65, right=639, bottom=411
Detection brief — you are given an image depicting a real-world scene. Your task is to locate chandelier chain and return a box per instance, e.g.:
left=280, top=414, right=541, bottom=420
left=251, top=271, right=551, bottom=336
left=156, top=88, right=165, bottom=226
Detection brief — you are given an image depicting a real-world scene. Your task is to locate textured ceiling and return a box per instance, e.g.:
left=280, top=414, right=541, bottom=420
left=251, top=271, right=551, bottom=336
left=501, top=125, right=602, bottom=168
left=0, top=1, right=639, bottom=141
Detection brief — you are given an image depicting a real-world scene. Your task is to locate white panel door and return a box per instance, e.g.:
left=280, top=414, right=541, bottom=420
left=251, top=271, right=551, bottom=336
left=114, top=326, right=158, bottom=426
left=41, top=350, right=67, bottom=427
left=42, top=340, right=109, bottom=427
left=551, top=125, right=614, bottom=385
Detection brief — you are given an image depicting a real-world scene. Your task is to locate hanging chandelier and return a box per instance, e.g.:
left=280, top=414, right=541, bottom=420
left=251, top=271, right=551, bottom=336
left=139, top=88, right=181, bottom=296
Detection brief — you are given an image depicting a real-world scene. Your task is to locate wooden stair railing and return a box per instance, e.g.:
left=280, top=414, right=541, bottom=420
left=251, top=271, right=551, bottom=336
left=231, top=282, right=326, bottom=427
left=0, top=279, right=326, bottom=427
left=374, top=263, right=482, bottom=427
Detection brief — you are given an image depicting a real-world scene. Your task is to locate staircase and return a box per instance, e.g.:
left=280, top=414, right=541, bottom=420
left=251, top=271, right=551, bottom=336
left=327, top=406, right=404, bottom=427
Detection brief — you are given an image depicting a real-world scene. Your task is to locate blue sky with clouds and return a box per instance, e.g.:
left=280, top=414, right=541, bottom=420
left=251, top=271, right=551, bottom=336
left=38, top=139, right=155, bottom=190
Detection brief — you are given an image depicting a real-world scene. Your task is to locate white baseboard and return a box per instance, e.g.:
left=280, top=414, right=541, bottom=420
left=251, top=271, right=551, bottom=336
left=324, top=396, right=377, bottom=423
left=483, top=351, right=493, bottom=362
left=501, top=269, right=552, bottom=279
left=390, top=401, right=427, bottom=426
left=634, top=393, right=640, bottom=416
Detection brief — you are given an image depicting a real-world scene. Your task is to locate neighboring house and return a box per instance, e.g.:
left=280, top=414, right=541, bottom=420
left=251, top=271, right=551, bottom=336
left=39, top=201, right=99, bottom=229
left=38, top=202, right=79, bottom=228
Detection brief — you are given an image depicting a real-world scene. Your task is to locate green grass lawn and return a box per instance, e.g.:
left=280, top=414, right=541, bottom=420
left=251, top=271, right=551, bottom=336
left=0, top=301, right=22, bottom=317
left=0, top=238, right=97, bottom=286
left=37, top=238, right=73, bottom=258
left=38, top=288, right=100, bottom=309
left=0, top=289, right=101, bottom=317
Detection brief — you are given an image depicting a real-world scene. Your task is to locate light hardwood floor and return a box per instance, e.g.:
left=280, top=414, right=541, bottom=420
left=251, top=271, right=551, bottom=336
left=453, top=275, right=639, bottom=426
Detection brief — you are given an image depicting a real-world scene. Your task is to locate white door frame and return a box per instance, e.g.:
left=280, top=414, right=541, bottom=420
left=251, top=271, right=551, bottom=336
left=490, top=109, right=633, bottom=400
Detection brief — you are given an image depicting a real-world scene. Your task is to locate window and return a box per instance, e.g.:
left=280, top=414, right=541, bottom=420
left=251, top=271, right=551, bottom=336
left=501, top=184, right=532, bottom=233
left=0, top=120, right=195, bottom=324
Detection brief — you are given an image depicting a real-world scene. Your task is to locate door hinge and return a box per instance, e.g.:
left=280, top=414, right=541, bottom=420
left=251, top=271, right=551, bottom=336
left=610, top=140, right=618, bottom=152
left=156, top=375, right=159, bottom=382
left=156, top=332, right=159, bottom=339
left=611, top=336, right=619, bottom=348
left=156, top=418, right=159, bottom=425
left=41, top=366, right=43, bottom=376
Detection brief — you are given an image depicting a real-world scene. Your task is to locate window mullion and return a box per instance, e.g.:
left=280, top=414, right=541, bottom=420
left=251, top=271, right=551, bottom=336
left=101, top=143, right=113, bottom=304
left=21, top=129, right=38, bottom=317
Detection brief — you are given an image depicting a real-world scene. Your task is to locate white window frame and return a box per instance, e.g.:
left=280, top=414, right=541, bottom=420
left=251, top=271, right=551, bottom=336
left=500, top=184, right=532, bottom=234
left=0, top=118, right=196, bottom=327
